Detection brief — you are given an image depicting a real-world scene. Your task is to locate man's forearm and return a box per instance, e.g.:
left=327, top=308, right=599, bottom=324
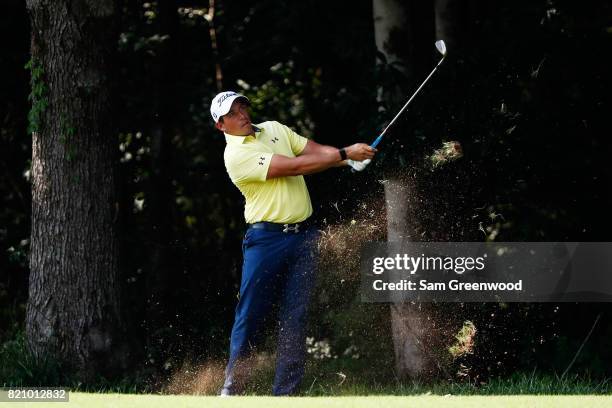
left=295, top=145, right=345, bottom=175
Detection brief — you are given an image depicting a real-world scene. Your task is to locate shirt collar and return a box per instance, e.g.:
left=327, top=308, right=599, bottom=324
left=224, top=125, right=262, bottom=144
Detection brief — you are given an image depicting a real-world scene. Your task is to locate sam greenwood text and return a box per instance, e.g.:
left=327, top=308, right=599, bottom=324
left=372, top=280, right=523, bottom=291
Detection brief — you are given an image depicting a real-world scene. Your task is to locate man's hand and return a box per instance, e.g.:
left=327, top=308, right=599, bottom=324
left=345, top=143, right=376, bottom=161
left=347, top=159, right=372, bottom=172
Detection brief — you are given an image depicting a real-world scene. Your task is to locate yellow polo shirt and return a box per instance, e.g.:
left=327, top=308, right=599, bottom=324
left=223, top=121, right=313, bottom=224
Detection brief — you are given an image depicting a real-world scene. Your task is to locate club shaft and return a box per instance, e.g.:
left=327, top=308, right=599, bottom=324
left=373, top=56, right=445, bottom=146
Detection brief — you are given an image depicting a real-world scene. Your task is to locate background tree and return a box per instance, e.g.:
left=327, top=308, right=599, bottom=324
left=373, top=0, right=443, bottom=379
left=24, top=0, right=126, bottom=380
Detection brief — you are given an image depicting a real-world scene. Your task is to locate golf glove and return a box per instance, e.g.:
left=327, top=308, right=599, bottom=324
left=347, top=159, right=371, bottom=172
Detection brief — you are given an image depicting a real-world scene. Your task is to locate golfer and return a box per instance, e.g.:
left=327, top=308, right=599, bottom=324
left=211, top=91, right=375, bottom=396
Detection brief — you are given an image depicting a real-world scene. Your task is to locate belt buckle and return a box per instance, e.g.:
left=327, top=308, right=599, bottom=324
left=282, top=223, right=299, bottom=233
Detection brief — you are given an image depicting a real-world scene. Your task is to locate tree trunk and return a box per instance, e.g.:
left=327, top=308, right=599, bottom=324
left=373, top=0, right=407, bottom=66
left=374, top=0, right=436, bottom=379
left=25, top=0, right=125, bottom=380
left=384, top=178, right=434, bottom=378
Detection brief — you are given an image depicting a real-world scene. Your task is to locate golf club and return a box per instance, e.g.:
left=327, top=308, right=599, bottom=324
left=369, top=40, right=447, bottom=149
left=350, top=40, right=447, bottom=173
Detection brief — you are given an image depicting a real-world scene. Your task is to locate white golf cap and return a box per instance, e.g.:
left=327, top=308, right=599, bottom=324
left=210, top=91, right=250, bottom=123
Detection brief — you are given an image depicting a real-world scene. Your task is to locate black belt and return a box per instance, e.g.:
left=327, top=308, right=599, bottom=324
left=248, top=219, right=312, bottom=233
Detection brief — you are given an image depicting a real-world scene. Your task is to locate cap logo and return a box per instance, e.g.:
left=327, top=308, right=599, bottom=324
left=217, top=92, right=237, bottom=107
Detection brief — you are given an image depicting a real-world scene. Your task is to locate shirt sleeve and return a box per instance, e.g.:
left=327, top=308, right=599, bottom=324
left=225, top=147, right=274, bottom=184
left=277, top=122, right=309, bottom=155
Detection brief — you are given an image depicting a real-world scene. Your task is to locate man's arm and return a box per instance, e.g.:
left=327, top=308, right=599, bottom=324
left=299, top=139, right=348, bottom=168
left=266, top=139, right=375, bottom=179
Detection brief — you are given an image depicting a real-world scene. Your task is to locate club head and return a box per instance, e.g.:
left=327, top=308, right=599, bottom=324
left=435, top=40, right=447, bottom=57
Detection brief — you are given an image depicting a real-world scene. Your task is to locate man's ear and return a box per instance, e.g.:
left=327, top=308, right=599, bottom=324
left=215, top=121, right=225, bottom=132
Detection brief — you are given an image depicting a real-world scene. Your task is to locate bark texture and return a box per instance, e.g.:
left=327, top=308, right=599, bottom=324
left=25, top=0, right=125, bottom=380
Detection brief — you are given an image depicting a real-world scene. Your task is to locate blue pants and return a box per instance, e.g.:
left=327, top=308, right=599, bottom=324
left=222, top=226, right=319, bottom=396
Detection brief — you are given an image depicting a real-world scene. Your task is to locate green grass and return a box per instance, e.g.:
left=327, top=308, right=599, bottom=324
left=48, top=371, right=612, bottom=397
left=4, top=370, right=611, bottom=407
left=298, top=374, right=611, bottom=396
left=6, top=393, right=612, bottom=408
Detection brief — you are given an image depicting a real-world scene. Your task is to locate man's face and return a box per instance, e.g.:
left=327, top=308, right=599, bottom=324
left=215, top=99, right=252, bottom=136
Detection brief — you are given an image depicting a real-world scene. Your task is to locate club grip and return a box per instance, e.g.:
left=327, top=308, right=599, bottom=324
left=350, top=133, right=381, bottom=174
left=370, top=134, right=384, bottom=148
